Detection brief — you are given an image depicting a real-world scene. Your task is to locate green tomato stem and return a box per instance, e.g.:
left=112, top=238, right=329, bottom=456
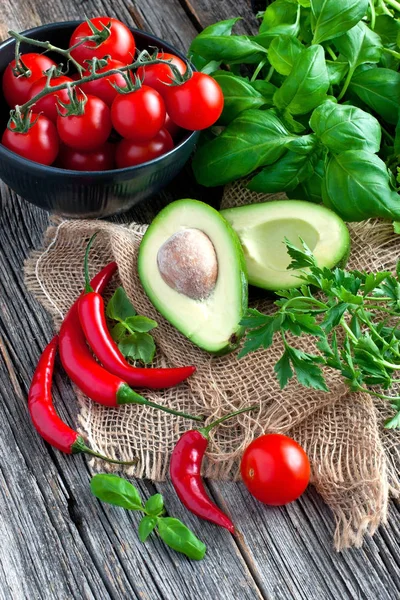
left=14, top=52, right=185, bottom=115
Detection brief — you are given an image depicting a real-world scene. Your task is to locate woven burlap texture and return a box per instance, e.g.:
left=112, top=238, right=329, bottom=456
left=24, top=182, right=399, bottom=550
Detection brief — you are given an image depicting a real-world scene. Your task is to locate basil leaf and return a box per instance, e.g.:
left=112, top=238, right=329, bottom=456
left=248, top=80, right=277, bottom=104
left=157, top=518, right=206, bottom=561
left=285, top=133, right=319, bottom=154
left=190, top=35, right=268, bottom=65
left=106, top=287, right=136, bottom=322
left=310, top=0, right=369, bottom=44
left=260, top=0, right=301, bottom=37
left=374, top=16, right=400, bottom=67
left=211, top=72, right=267, bottom=124
left=118, top=332, right=156, bottom=364
left=268, top=35, right=303, bottom=75
left=326, top=60, right=348, bottom=85
left=322, top=150, right=400, bottom=221
left=192, top=109, right=295, bottom=186
left=188, top=18, right=240, bottom=71
left=144, top=494, right=164, bottom=516
left=334, top=22, right=382, bottom=71
left=273, top=45, right=329, bottom=115
left=124, top=315, right=157, bottom=333
left=248, top=149, right=319, bottom=192
left=395, top=116, right=400, bottom=156
left=288, top=157, right=325, bottom=203
left=110, top=322, right=126, bottom=343
left=138, top=516, right=157, bottom=542
left=349, top=67, right=400, bottom=125
left=310, top=100, right=381, bottom=153
left=90, top=475, right=143, bottom=510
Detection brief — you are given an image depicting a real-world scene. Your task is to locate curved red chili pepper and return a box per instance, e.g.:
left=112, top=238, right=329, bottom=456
left=170, top=406, right=258, bottom=533
left=78, top=236, right=195, bottom=389
left=59, top=261, right=202, bottom=421
left=28, top=335, right=136, bottom=464
left=78, top=292, right=196, bottom=388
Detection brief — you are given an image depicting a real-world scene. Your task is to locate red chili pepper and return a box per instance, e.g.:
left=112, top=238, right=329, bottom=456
left=29, top=335, right=137, bottom=464
left=170, top=406, right=258, bottom=533
left=78, top=234, right=196, bottom=389
left=59, top=259, right=202, bottom=421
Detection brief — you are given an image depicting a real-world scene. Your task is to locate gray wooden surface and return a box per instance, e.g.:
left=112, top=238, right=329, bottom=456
left=0, top=1, right=399, bottom=599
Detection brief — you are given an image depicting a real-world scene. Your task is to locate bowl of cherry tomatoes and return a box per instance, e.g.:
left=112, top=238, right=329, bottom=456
left=0, top=19, right=224, bottom=218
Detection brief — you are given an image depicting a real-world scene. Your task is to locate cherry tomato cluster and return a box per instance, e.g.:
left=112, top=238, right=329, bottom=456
left=1, top=16, right=224, bottom=170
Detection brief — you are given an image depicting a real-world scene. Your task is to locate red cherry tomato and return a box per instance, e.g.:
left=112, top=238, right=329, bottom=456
left=163, top=72, right=223, bottom=130
left=137, top=52, right=186, bottom=96
left=57, top=94, right=112, bottom=152
left=240, top=434, right=310, bottom=506
left=2, top=113, right=59, bottom=165
left=58, top=142, right=115, bottom=171
left=79, top=58, right=128, bottom=107
left=28, top=75, right=73, bottom=123
left=70, top=17, right=135, bottom=66
left=115, top=128, right=173, bottom=168
left=111, top=85, right=166, bottom=142
left=2, top=53, right=57, bottom=107
left=164, top=113, right=181, bottom=139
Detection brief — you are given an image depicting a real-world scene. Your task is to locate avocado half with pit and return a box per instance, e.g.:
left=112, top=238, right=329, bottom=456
left=138, top=199, right=248, bottom=354
left=221, top=201, right=350, bottom=291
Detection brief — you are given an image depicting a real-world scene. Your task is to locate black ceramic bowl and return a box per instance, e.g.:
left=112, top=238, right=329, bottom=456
left=0, top=21, right=200, bottom=218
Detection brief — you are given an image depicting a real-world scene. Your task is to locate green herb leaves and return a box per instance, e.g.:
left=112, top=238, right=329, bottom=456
left=273, top=45, right=329, bottom=115
left=91, top=474, right=206, bottom=560
left=322, top=150, right=400, bottom=221
left=310, top=0, right=369, bottom=44
left=192, top=109, right=295, bottom=186
left=190, top=1, right=400, bottom=219
left=240, top=240, right=400, bottom=428
left=106, top=287, right=158, bottom=364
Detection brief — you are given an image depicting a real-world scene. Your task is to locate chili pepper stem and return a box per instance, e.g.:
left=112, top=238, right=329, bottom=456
left=83, top=233, right=99, bottom=293
left=72, top=435, right=138, bottom=465
left=117, top=383, right=204, bottom=421
left=198, top=405, right=258, bottom=438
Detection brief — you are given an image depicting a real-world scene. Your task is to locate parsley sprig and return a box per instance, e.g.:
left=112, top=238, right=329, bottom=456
left=239, top=239, right=400, bottom=429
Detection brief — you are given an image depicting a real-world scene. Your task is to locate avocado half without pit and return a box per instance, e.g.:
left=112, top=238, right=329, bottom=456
left=221, top=200, right=350, bottom=291
left=138, top=199, right=248, bottom=354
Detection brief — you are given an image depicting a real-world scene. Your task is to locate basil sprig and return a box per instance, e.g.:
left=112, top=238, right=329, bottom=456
left=91, top=474, right=206, bottom=560
left=190, top=0, right=400, bottom=223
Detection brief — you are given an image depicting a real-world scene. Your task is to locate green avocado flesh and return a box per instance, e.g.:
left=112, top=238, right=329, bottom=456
left=221, top=200, right=350, bottom=291
left=138, top=199, right=248, bottom=354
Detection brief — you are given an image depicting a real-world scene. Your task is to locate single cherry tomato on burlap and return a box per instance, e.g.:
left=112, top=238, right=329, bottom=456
left=70, top=17, right=135, bottom=66
left=57, top=142, right=115, bottom=171
left=28, top=75, right=73, bottom=123
left=240, top=434, right=310, bottom=505
left=79, top=58, right=128, bottom=106
left=111, top=84, right=166, bottom=142
left=163, top=71, right=223, bottom=130
left=115, top=128, right=173, bottom=168
left=2, top=53, right=56, bottom=107
left=57, top=91, right=112, bottom=152
left=2, top=113, right=59, bottom=165
left=137, top=52, right=186, bottom=96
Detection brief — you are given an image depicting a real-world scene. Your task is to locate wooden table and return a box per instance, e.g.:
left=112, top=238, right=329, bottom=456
left=0, top=1, right=399, bottom=599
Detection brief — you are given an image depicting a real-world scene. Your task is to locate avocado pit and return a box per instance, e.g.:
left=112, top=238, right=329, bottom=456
left=157, top=228, right=218, bottom=300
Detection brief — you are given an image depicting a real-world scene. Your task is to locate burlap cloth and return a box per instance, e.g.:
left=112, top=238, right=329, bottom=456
left=24, top=181, right=400, bottom=550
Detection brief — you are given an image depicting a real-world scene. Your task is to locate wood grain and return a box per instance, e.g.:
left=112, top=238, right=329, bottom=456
left=0, top=1, right=399, bottom=599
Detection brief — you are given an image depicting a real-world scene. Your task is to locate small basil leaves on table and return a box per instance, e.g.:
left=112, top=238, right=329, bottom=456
left=91, top=474, right=206, bottom=560
left=190, top=0, right=400, bottom=223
